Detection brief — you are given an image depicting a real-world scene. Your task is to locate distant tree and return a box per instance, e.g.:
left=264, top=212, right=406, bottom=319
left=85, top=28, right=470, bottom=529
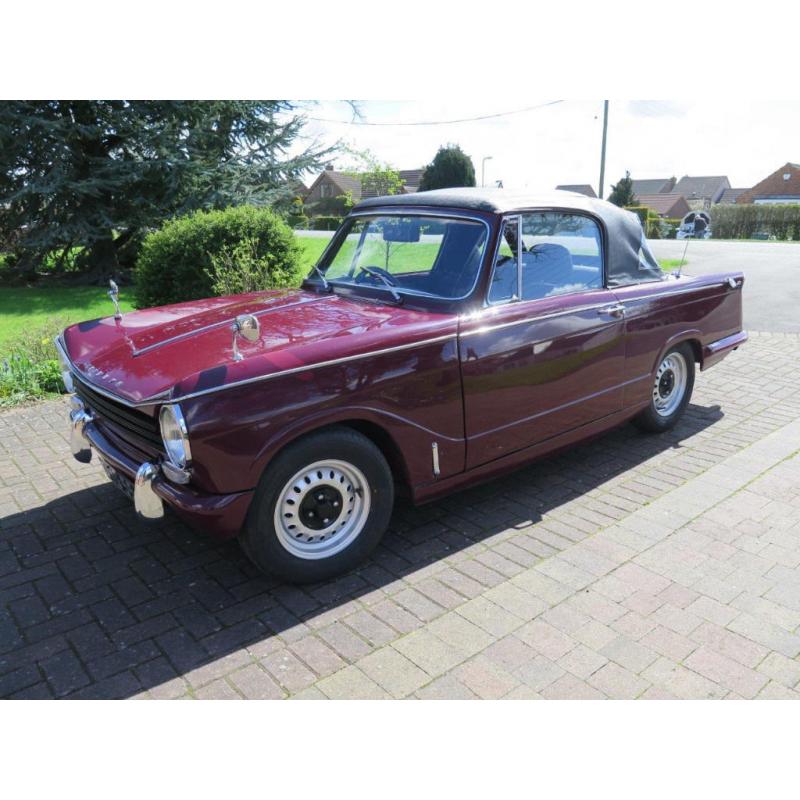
left=419, top=144, right=476, bottom=191
left=0, top=100, right=333, bottom=278
left=339, top=148, right=404, bottom=208
left=608, top=171, right=637, bottom=207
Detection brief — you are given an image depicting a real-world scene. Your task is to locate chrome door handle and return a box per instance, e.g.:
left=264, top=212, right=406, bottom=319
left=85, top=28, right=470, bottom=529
left=598, top=303, right=625, bottom=318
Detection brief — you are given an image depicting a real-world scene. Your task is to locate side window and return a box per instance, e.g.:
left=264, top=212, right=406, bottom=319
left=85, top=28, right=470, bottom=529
left=487, top=217, right=519, bottom=304
left=518, top=213, right=603, bottom=300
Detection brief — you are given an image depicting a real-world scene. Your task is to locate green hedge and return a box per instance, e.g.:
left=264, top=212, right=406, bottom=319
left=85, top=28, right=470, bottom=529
left=133, top=206, right=302, bottom=308
left=307, top=215, right=343, bottom=231
left=625, top=206, right=662, bottom=238
left=710, top=203, right=800, bottom=240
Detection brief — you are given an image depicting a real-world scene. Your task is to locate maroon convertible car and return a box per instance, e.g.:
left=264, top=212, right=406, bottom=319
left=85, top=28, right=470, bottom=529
left=58, top=189, right=746, bottom=582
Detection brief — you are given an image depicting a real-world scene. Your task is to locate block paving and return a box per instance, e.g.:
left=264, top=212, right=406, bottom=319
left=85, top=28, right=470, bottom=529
left=2, top=331, right=800, bottom=699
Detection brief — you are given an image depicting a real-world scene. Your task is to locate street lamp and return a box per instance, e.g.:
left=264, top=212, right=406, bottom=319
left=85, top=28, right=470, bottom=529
left=481, top=155, right=493, bottom=188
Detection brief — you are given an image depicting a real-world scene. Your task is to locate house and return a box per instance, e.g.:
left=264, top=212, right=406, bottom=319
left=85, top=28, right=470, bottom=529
left=631, top=177, right=676, bottom=196
left=555, top=184, right=597, bottom=198
left=303, top=167, right=362, bottom=216
left=303, top=165, right=424, bottom=215
left=736, top=163, right=800, bottom=205
left=717, top=187, right=748, bottom=204
left=396, top=169, right=425, bottom=194
left=672, top=175, right=731, bottom=210
left=635, top=193, right=691, bottom=219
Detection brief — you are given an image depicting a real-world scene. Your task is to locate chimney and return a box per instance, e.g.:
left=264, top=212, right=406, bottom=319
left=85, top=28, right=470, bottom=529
left=325, top=164, right=334, bottom=171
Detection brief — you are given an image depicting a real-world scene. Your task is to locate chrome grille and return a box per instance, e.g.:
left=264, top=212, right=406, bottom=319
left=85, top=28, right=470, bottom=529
left=73, top=375, right=163, bottom=452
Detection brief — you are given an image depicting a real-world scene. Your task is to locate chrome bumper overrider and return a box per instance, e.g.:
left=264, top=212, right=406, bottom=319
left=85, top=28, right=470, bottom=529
left=68, top=396, right=164, bottom=521
left=134, top=462, right=164, bottom=520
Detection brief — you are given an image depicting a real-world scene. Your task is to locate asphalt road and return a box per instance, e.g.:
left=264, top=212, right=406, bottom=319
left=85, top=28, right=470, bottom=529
left=649, top=239, right=800, bottom=332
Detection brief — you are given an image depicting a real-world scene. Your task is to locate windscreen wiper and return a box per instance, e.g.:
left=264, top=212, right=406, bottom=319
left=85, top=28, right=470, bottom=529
left=311, top=264, right=331, bottom=292
left=358, top=266, right=403, bottom=304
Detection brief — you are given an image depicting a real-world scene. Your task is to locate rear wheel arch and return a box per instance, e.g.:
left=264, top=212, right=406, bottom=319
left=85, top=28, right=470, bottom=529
left=651, top=331, right=703, bottom=375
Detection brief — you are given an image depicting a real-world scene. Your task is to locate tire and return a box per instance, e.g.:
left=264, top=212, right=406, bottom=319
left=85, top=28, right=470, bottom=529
left=240, top=426, right=394, bottom=583
left=632, top=342, right=695, bottom=433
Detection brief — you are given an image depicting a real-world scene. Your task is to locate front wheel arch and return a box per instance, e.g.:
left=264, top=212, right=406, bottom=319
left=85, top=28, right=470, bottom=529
left=251, top=416, right=410, bottom=500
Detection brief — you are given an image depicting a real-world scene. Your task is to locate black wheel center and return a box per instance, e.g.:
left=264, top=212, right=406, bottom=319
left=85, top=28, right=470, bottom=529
left=299, top=486, right=343, bottom=531
left=658, top=369, right=675, bottom=398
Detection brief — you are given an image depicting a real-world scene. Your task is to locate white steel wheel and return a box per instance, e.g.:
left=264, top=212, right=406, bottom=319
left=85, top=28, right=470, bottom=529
left=273, top=459, right=371, bottom=560
left=652, top=351, right=688, bottom=417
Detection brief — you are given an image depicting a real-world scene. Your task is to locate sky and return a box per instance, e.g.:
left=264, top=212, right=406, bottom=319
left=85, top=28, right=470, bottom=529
left=293, top=100, right=800, bottom=195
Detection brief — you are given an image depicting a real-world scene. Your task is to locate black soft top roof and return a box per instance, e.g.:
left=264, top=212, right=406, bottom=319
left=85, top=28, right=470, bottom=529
left=353, top=188, right=664, bottom=287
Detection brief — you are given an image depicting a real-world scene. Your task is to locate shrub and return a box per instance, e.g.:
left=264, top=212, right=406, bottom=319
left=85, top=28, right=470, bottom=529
left=308, top=216, right=343, bottom=231
left=133, top=206, right=302, bottom=308
left=0, top=318, right=67, bottom=406
left=206, top=237, right=300, bottom=296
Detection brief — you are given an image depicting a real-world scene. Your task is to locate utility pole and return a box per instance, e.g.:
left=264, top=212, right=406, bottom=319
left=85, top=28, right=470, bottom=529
left=481, top=155, right=493, bottom=188
left=598, top=100, right=609, bottom=199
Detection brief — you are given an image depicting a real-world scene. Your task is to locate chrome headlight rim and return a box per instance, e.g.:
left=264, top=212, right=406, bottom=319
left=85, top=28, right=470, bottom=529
left=159, top=403, right=192, bottom=468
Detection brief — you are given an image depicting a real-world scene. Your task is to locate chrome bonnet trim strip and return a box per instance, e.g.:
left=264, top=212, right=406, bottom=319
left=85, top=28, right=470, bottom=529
left=132, top=294, right=333, bottom=357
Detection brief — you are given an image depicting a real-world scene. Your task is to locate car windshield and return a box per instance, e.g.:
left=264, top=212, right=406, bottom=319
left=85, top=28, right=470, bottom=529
left=311, top=214, right=489, bottom=300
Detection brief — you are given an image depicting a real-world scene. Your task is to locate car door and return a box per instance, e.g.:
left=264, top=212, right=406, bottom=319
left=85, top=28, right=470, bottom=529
left=459, top=211, right=627, bottom=469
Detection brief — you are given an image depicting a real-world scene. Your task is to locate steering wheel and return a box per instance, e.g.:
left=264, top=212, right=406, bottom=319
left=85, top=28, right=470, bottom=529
left=355, top=265, right=397, bottom=285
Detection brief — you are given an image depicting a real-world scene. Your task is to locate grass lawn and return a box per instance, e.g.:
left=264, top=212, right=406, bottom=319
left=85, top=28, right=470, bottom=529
left=0, top=232, right=684, bottom=350
left=659, top=258, right=686, bottom=271
left=0, top=286, right=137, bottom=348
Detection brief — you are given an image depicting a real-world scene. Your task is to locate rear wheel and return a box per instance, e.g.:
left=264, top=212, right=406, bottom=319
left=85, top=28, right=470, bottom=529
left=632, top=343, right=695, bottom=433
left=241, top=427, right=394, bottom=583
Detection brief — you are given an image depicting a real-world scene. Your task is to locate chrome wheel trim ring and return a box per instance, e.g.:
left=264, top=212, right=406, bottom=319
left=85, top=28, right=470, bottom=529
left=273, top=459, right=371, bottom=560
left=653, top=351, right=688, bottom=417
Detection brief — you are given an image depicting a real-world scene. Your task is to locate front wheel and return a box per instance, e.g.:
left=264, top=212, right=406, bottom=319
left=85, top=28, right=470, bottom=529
left=632, top=343, right=695, bottom=433
left=241, top=427, right=394, bottom=583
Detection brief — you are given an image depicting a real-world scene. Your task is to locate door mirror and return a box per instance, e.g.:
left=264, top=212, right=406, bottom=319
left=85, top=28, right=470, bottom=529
left=382, top=219, right=420, bottom=243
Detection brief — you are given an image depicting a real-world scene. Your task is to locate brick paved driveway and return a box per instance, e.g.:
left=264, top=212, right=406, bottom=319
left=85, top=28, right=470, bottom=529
left=2, top=332, right=800, bottom=699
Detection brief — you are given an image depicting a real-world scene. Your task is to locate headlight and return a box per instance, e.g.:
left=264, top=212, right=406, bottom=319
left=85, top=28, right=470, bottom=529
left=159, top=404, right=191, bottom=468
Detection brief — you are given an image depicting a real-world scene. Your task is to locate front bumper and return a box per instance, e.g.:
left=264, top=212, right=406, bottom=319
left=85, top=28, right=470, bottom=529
left=69, top=399, right=252, bottom=540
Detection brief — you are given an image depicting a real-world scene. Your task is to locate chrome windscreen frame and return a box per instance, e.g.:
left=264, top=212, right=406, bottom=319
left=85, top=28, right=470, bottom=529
left=305, top=209, right=493, bottom=304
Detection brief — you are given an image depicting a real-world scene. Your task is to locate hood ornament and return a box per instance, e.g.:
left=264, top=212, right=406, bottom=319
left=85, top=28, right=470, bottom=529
left=231, top=314, right=260, bottom=362
left=108, top=280, right=122, bottom=320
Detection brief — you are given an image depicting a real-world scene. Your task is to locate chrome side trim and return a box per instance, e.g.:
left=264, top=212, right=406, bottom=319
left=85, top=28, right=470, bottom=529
left=460, top=302, right=612, bottom=337
left=173, top=333, right=459, bottom=403
left=472, top=374, right=650, bottom=440
left=56, top=332, right=458, bottom=407
left=618, top=282, right=730, bottom=305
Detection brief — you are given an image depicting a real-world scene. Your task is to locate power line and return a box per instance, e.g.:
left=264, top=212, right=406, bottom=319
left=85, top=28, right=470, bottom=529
left=306, top=100, right=565, bottom=127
